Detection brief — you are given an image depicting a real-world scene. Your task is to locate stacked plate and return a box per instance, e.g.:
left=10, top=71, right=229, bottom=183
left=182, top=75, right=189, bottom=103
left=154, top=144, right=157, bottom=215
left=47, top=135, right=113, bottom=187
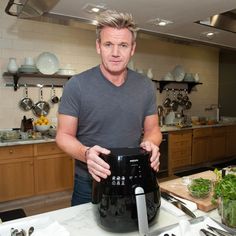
left=57, top=68, right=76, bottom=76
left=18, top=65, right=38, bottom=73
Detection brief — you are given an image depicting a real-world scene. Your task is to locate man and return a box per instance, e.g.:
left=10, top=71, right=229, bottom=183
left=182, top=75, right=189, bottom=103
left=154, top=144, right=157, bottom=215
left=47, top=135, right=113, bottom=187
left=56, top=10, right=162, bottom=206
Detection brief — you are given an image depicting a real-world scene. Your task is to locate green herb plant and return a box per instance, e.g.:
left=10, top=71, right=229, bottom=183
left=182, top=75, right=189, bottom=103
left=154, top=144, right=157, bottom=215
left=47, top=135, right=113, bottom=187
left=212, top=172, right=236, bottom=228
left=188, top=178, right=211, bottom=198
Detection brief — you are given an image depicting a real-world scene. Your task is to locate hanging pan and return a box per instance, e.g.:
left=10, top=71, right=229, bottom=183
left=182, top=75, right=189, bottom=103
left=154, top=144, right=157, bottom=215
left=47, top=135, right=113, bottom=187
left=19, top=84, right=34, bottom=111
left=33, top=87, right=50, bottom=117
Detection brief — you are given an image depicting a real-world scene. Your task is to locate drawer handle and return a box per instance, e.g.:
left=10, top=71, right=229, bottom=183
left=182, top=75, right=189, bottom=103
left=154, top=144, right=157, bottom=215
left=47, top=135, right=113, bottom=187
left=9, top=149, right=13, bottom=154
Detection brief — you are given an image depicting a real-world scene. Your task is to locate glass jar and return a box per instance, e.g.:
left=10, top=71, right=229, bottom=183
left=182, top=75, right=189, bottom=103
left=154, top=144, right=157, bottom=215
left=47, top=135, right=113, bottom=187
left=219, top=197, right=236, bottom=228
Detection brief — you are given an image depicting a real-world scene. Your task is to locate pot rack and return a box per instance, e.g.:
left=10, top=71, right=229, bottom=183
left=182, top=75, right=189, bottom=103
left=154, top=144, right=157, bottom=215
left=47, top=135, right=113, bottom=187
left=3, top=72, right=71, bottom=91
left=151, top=80, right=203, bottom=93
left=5, top=83, right=64, bottom=89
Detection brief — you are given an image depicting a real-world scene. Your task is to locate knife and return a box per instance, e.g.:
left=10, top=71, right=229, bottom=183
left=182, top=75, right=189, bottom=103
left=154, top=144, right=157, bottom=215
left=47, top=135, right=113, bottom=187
left=207, top=225, right=235, bottom=236
left=161, top=192, right=196, bottom=218
left=161, top=192, right=186, bottom=205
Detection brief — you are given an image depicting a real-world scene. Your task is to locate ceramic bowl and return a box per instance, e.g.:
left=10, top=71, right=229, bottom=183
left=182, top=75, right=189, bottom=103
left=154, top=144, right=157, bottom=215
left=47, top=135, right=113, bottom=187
left=36, top=52, right=60, bottom=75
left=35, top=125, right=50, bottom=132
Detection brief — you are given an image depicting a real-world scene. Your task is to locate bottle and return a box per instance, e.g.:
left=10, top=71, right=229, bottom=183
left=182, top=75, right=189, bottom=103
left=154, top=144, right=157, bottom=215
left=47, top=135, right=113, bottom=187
left=147, top=68, right=153, bottom=79
left=7, top=58, right=18, bottom=73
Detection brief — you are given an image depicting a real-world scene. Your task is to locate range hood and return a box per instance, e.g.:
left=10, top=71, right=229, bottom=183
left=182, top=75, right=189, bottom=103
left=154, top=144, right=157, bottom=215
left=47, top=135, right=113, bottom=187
left=4, top=0, right=236, bottom=50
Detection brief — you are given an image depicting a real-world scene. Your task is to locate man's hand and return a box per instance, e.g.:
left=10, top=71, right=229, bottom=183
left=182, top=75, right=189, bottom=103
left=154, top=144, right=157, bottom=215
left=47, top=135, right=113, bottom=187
left=140, top=141, right=160, bottom=171
left=85, top=145, right=111, bottom=182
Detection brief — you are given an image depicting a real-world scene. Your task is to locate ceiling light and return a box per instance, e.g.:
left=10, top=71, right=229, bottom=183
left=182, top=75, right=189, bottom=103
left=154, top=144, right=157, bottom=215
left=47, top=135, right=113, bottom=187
left=201, top=31, right=219, bottom=40
left=83, top=3, right=107, bottom=14
left=148, top=18, right=173, bottom=27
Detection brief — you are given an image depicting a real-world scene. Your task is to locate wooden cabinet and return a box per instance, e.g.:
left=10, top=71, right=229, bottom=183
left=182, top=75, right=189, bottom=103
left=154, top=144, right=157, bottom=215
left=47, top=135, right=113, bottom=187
left=0, top=145, right=34, bottom=202
left=192, top=128, right=211, bottom=165
left=168, top=130, right=192, bottom=174
left=0, top=142, right=74, bottom=203
left=226, top=125, right=236, bottom=157
left=34, top=143, right=74, bottom=195
left=208, top=126, right=226, bottom=162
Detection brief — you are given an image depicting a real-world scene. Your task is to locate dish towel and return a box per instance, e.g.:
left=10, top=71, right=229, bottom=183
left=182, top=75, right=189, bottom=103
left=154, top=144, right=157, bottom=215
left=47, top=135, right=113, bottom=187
left=161, top=196, right=197, bottom=217
left=32, top=221, right=70, bottom=236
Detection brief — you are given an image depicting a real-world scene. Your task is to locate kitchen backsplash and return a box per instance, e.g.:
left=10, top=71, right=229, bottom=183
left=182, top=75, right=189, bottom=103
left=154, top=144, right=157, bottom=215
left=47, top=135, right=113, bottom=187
left=0, top=0, right=219, bottom=129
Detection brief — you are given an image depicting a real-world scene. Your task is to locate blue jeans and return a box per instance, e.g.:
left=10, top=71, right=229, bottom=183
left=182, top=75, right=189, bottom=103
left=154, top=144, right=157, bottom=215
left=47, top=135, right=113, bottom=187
left=71, top=161, right=93, bottom=206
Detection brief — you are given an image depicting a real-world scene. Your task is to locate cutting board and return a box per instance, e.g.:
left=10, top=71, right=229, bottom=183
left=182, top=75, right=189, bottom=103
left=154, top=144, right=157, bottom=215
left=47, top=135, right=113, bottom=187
left=159, top=170, right=217, bottom=212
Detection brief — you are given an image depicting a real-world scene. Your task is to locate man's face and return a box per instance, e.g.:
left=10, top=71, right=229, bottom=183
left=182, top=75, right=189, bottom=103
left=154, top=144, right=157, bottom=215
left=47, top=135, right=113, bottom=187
left=96, top=27, right=136, bottom=75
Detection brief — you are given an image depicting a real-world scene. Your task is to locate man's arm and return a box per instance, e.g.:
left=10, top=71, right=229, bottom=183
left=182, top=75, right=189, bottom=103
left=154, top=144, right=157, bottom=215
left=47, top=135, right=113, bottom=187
left=56, top=114, right=88, bottom=162
left=56, top=114, right=111, bottom=181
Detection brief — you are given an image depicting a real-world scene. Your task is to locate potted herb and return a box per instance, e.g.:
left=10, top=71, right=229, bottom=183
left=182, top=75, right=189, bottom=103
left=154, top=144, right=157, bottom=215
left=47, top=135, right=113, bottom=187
left=212, top=173, right=236, bottom=228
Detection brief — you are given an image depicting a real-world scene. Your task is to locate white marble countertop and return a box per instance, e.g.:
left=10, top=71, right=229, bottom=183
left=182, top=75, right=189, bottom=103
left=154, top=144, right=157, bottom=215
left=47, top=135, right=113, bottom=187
left=0, top=203, right=221, bottom=236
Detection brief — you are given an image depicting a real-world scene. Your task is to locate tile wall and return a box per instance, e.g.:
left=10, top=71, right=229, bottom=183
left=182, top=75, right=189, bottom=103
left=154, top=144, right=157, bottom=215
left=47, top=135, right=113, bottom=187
left=0, top=0, right=219, bottom=129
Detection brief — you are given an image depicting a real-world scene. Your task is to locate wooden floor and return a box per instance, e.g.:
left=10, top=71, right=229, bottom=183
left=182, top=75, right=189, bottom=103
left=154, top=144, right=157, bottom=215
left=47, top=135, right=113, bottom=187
left=0, top=191, right=72, bottom=218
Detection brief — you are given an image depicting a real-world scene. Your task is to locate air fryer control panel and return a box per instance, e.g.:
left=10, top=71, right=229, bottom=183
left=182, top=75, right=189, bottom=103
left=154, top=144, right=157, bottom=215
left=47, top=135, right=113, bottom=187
left=110, top=159, right=144, bottom=186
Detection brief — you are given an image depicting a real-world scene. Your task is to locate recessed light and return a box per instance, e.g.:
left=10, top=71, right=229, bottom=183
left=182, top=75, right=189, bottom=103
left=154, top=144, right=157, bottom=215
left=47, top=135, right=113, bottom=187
left=83, top=3, right=107, bottom=14
left=148, top=18, right=173, bottom=27
left=201, top=31, right=219, bottom=39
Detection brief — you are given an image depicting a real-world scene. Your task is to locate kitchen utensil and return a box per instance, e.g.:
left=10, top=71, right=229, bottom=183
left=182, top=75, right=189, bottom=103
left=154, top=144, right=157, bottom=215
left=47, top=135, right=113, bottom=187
left=92, top=148, right=161, bottom=233
left=177, top=90, right=183, bottom=101
left=161, top=192, right=186, bottom=205
left=36, top=52, right=59, bottom=75
left=50, top=85, right=59, bottom=104
left=200, top=228, right=217, bottom=236
left=163, top=89, right=171, bottom=108
left=19, top=84, right=34, bottom=111
left=33, top=87, right=50, bottom=117
left=28, top=227, right=34, bottom=236
left=207, top=225, right=234, bottom=236
left=182, top=90, right=189, bottom=102
left=161, top=192, right=196, bottom=218
left=185, top=100, right=192, bottom=110
left=170, top=90, right=178, bottom=111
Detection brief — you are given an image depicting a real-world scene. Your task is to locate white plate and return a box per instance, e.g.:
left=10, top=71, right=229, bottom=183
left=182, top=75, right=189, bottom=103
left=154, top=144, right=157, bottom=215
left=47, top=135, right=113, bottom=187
left=36, top=52, right=59, bottom=75
left=57, top=69, right=76, bottom=76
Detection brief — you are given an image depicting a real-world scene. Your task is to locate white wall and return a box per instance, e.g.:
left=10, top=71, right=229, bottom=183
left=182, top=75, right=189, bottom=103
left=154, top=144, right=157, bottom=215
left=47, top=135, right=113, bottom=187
left=0, top=0, right=219, bottom=129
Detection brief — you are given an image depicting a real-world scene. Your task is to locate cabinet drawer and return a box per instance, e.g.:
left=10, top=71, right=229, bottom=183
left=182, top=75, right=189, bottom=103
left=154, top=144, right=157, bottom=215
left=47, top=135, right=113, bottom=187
left=35, top=142, right=64, bottom=156
left=0, top=145, right=33, bottom=160
left=212, top=126, right=226, bottom=135
left=193, top=127, right=212, bottom=138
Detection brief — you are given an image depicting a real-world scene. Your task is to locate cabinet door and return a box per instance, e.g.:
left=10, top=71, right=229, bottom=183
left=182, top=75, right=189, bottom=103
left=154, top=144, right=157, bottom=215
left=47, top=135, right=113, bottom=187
left=209, top=127, right=226, bottom=162
left=35, top=154, right=73, bottom=195
left=169, top=130, right=192, bottom=173
left=0, top=158, right=34, bottom=202
left=226, top=125, right=236, bottom=157
left=192, top=128, right=211, bottom=165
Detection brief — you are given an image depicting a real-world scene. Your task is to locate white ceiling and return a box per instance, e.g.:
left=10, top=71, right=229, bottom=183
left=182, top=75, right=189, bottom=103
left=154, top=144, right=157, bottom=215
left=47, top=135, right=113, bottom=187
left=48, top=0, right=236, bottom=50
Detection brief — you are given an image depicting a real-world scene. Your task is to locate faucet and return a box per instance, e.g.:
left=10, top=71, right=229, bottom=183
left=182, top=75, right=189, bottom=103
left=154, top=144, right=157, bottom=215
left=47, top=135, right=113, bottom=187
left=205, top=104, right=220, bottom=122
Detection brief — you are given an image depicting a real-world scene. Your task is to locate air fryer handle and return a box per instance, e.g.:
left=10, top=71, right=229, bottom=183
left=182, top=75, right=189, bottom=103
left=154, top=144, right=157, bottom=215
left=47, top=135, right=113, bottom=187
left=135, top=187, right=149, bottom=236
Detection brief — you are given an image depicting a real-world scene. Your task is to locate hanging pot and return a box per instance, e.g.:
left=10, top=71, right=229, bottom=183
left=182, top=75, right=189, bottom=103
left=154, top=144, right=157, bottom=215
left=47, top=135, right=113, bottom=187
left=33, top=87, right=50, bottom=117
left=163, top=89, right=171, bottom=108
left=50, top=85, right=59, bottom=104
left=185, top=100, right=192, bottom=110
left=19, top=84, right=34, bottom=111
left=170, top=90, right=179, bottom=111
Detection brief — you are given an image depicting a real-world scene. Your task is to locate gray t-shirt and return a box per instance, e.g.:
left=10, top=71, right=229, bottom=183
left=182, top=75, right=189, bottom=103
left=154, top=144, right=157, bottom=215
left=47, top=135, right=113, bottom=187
left=59, top=65, right=157, bottom=149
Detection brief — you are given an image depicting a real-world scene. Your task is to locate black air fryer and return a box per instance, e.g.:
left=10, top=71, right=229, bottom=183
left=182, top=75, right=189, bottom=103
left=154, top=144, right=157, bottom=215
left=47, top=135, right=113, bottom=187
left=92, top=148, right=161, bottom=233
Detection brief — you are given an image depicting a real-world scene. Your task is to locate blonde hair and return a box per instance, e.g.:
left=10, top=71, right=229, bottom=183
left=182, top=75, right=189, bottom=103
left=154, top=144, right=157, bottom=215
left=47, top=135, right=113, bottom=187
left=96, top=10, right=138, bottom=43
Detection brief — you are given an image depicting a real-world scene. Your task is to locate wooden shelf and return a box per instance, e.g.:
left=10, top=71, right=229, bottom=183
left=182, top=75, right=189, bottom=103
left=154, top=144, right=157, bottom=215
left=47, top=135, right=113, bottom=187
left=152, top=80, right=203, bottom=93
left=3, top=72, right=71, bottom=91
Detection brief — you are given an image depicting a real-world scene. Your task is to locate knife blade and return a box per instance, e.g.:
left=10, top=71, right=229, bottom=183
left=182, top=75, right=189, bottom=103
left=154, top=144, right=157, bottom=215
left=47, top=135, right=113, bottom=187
left=169, top=200, right=196, bottom=218
left=207, top=225, right=235, bottom=236
left=161, top=192, right=186, bottom=205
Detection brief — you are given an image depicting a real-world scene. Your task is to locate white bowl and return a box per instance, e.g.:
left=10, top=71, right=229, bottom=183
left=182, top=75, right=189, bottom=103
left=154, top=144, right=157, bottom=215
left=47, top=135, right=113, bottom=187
left=57, top=69, right=76, bottom=76
left=35, top=125, right=50, bottom=132
left=36, top=52, right=60, bottom=75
